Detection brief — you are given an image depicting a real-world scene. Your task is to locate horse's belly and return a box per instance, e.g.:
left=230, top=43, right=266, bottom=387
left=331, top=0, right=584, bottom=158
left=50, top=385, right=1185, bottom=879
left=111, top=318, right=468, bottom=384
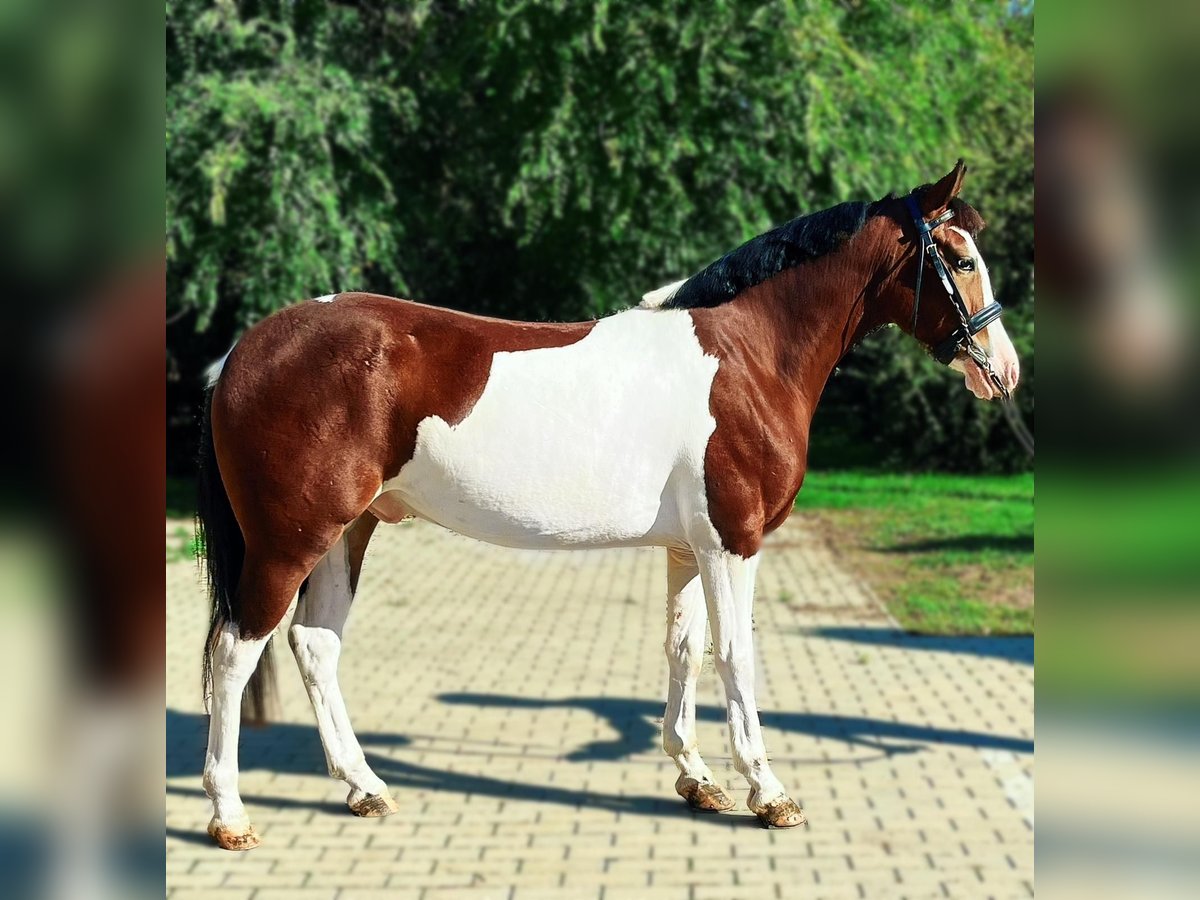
left=382, top=309, right=719, bottom=550
left=388, top=457, right=675, bottom=549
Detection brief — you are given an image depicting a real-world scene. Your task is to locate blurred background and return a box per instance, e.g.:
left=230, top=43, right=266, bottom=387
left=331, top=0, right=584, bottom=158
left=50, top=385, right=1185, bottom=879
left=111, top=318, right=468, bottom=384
left=1037, top=2, right=1200, bottom=899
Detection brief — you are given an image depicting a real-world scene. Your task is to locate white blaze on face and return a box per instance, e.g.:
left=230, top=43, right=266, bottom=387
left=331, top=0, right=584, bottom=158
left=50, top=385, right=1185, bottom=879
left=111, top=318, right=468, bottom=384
left=947, top=226, right=1020, bottom=399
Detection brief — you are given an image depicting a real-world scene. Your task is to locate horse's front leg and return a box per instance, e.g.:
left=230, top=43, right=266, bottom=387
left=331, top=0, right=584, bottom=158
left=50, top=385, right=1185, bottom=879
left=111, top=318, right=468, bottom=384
left=695, top=547, right=806, bottom=828
left=663, top=547, right=734, bottom=812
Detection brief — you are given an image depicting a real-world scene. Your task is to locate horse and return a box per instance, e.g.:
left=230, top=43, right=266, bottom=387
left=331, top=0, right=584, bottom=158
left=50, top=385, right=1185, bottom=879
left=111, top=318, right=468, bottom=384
left=196, top=161, right=1020, bottom=850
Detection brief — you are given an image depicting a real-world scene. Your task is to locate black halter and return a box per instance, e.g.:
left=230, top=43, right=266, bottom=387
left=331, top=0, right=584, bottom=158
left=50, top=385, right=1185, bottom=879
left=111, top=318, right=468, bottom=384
left=904, top=193, right=1008, bottom=400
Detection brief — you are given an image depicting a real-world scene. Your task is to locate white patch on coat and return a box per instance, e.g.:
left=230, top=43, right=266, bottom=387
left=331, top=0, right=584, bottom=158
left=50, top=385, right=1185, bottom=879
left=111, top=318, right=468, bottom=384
left=947, top=226, right=1020, bottom=397
left=383, top=309, right=719, bottom=549
left=205, top=347, right=234, bottom=388
left=639, top=279, right=687, bottom=308
left=315, top=293, right=339, bottom=303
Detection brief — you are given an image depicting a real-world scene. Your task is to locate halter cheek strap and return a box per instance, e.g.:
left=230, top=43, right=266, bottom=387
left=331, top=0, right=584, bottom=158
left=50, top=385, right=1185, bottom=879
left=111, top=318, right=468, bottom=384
left=904, top=193, right=1009, bottom=398
left=908, top=203, right=955, bottom=336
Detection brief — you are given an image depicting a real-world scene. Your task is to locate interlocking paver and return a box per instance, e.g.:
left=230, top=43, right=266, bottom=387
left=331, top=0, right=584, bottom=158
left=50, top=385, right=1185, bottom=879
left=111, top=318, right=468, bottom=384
left=166, top=515, right=1033, bottom=897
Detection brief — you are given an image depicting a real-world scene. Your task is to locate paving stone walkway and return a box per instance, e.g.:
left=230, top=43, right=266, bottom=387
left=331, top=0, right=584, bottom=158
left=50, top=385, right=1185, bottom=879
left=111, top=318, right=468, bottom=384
left=166, top=515, right=1033, bottom=899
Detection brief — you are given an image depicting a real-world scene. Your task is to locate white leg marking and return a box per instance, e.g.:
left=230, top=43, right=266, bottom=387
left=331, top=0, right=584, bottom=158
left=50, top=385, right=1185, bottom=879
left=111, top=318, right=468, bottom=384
left=203, top=624, right=271, bottom=833
left=288, top=536, right=391, bottom=809
left=663, top=547, right=714, bottom=783
left=695, top=549, right=790, bottom=808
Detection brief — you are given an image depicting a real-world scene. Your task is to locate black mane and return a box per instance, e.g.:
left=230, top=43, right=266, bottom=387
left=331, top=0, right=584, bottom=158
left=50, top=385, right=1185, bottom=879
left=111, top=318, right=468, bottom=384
left=661, top=200, right=873, bottom=310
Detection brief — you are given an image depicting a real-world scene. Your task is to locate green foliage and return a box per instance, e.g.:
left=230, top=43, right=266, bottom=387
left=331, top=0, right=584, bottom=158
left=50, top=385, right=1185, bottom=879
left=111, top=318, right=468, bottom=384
left=167, top=0, right=410, bottom=330
left=167, top=0, right=1033, bottom=472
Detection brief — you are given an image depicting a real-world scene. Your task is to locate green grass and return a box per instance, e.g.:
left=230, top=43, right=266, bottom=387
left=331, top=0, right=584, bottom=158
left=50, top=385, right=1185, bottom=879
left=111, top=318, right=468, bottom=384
left=167, top=525, right=203, bottom=564
left=796, top=470, right=1034, bottom=635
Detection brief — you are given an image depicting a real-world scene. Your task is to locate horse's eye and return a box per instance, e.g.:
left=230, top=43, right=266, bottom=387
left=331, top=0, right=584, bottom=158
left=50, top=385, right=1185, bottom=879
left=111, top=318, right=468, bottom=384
left=955, top=258, right=975, bottom=273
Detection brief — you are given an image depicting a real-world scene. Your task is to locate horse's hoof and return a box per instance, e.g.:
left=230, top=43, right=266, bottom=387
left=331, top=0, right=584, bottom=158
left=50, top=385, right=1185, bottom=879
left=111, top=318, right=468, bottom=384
left=207, top=822, right=261, bottom=851
left=675, top=775, right=735, bottom=812
left=350, top=793, right=399, bottom=818
left=752, top=796, right=806, bottom=829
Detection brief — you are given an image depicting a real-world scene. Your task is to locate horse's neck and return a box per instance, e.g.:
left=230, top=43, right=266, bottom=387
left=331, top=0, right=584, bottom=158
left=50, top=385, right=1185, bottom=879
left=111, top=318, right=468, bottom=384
left=704, top=254, right=889, bottom=418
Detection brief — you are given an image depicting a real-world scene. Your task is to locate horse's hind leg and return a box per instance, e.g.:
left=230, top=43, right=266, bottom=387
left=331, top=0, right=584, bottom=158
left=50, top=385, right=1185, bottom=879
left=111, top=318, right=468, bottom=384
left=288, top=514, right=397, bottom=817
left=663, top=548, right=735, bottom=812
left=203, top=555, right=305, bottom=851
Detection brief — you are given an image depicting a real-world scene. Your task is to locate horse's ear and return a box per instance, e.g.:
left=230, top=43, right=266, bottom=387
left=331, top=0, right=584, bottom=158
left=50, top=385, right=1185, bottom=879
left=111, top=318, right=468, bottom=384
left=919, top=159, right=967, bottom=216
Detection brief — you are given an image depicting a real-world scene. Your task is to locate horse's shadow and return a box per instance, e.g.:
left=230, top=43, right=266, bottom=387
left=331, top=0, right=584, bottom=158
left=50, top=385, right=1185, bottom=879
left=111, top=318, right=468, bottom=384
left=165, top=708, right=742, bottom=826
left=167, top=687, right=1031, bottom=825
left=435, top=694, right=1034, bottom=761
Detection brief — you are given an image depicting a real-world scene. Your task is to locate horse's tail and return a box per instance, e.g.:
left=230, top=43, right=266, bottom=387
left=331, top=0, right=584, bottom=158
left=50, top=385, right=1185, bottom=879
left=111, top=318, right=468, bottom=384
left=197, top=378, right=277, bottom=725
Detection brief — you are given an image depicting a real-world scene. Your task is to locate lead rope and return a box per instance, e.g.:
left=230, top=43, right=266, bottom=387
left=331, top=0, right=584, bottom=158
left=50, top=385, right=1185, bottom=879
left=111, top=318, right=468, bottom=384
left=1003, top=399, right=1035, bottom=457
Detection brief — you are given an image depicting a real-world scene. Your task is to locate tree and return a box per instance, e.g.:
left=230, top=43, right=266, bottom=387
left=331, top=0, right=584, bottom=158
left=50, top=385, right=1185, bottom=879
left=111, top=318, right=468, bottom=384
left=167, top=0, right=1033, bottom=473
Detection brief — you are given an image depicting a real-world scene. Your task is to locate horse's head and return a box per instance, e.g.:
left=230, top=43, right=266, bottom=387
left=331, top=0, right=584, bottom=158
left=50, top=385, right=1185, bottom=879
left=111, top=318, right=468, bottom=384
left=891, top=161, right=1021, bottom=401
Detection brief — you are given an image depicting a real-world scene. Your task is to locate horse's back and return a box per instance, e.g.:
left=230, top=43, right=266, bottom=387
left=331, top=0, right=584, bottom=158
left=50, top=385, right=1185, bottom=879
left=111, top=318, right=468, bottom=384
left=214, top=292, right=592, bottom=461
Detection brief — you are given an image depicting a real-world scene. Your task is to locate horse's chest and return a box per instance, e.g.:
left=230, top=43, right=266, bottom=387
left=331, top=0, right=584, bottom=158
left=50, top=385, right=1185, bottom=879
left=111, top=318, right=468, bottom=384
left=384, top=311, right=720, bottom=548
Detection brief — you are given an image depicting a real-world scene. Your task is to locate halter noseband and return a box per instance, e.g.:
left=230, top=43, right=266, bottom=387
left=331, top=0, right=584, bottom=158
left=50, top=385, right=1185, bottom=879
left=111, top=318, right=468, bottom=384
left=904, top=193, right=1009, bottom=400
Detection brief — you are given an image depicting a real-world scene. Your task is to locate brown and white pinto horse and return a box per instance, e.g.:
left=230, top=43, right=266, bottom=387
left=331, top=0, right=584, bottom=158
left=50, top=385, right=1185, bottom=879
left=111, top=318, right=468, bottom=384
left=197, top=161, right=1019, bottom=849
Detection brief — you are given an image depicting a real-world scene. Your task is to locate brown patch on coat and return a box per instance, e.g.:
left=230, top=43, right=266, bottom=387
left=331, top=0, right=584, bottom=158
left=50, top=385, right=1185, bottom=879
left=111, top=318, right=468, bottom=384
left=211, top=293, right=594, bottom=636
left=687, top=207, right=942, bottom=558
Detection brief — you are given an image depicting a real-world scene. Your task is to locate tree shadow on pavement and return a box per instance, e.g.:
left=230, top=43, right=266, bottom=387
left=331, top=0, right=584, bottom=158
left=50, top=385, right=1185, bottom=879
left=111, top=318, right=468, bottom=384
left=801, top=626, right=1033, bottom=665
left=880, top=533, right=1034, bottom=555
